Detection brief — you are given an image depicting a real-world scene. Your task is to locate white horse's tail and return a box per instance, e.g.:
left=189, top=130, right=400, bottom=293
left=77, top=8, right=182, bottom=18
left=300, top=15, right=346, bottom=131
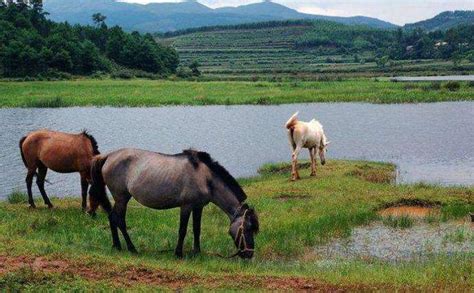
left=285, top=112, right=299, bottom=129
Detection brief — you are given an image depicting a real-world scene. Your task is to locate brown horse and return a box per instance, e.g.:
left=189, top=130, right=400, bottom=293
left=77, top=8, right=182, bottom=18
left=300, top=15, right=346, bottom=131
left=19, top=129, right=100, bottom=210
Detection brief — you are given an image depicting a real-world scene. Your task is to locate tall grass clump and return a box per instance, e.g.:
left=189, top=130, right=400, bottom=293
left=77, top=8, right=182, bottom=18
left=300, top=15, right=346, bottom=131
left=25, top=97, right=65, bottom=108
left=382, top=215, right=414, bottom=229
left=7, top=190, right=27, bottom=204
left=444, top=81, right=461, bottom=91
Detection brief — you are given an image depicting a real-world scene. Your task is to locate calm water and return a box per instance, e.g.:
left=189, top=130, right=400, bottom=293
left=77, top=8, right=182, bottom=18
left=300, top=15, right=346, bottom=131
left=1, top=102, right=473, bottom=198
left=391, top=75, right=474, bottom=82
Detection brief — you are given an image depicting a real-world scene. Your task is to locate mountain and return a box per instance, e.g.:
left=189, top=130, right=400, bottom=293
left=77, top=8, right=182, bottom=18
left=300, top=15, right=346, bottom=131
left=404, top=11, right=474, bottom=31
left=43, top=0, right=398, bottom=32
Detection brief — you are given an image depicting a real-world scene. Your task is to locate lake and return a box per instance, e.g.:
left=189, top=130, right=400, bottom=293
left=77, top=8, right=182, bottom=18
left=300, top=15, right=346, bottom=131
left=1, top=102, right=473, bottom=198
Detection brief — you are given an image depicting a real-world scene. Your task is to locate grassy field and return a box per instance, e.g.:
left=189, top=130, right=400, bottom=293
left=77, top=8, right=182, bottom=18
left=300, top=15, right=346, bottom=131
left=1, top=79, right=473, bottom=107
left=0, top=160, right=472, bottom=290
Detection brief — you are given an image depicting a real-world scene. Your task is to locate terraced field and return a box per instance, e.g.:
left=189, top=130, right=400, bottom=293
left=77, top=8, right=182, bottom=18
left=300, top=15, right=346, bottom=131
left=159, top=21, right=474, bottom=80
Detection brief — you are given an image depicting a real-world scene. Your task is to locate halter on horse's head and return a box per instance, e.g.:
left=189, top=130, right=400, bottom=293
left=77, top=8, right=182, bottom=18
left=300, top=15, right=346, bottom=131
left=229, top=203, right=259, bottom=259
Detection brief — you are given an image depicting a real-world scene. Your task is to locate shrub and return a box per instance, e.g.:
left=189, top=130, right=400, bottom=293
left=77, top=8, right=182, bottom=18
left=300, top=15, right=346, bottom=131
left=421, top=82, right=441, bottom=91
left=444, top=81, right=461, bottom=91
left=8, top=190, right=27, bottom=204
left=176, top=67, right=192, bottom=79
left=111, top=70, right=134, bottom=79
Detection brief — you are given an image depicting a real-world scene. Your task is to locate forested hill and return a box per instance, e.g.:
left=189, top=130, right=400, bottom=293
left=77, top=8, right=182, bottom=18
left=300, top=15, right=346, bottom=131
left=0, top=1, right=178, bottom=77
left=43, top=0, right=397, bottom=32
left=405, top=11, right=474, bottom=31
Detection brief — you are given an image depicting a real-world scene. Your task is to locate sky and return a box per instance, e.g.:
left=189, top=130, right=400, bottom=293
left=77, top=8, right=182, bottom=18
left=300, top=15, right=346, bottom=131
left=119, top=0, right=474, bottom=25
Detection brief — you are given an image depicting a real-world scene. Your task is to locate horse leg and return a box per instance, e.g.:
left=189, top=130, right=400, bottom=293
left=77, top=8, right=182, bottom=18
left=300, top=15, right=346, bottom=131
left=192, top=206, right=203, bottom=255
left=113, top=197, right=136, bottom=253
left=36, top=166, right=53, bottom=208
left=108, top=209, right=121, bottom=251
left=80, top=173, right=89, bottom=212
left=175, top=206, right=192, bottom=258
left=291, top=145, right=302, bottom=181
left=26, top=169, right=36, bottom=208
left=310, top=148, right=316, bottom=176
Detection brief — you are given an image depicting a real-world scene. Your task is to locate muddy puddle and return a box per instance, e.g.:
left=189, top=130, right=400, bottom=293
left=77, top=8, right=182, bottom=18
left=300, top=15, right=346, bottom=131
left=312, top=222, right=473, bottom=262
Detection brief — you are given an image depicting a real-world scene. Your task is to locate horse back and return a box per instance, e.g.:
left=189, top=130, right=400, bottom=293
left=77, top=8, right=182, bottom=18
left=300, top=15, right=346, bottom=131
left=102, top=148, right=212, bottom=210
left=22, top=130, right=94, bottom=172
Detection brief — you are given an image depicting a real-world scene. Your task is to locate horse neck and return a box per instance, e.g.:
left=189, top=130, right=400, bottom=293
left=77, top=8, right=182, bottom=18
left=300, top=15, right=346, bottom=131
left=210, top=179, right=242, bottom=221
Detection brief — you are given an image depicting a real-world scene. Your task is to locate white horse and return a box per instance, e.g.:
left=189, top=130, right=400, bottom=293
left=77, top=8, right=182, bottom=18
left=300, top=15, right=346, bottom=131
left=285, top=112, right=330, bottom=181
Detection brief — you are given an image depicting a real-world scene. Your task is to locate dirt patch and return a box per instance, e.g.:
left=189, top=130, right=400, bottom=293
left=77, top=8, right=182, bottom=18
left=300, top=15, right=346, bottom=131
left=378, top=199, right=442, bottom=218
left=378, top=206, right=439, bottom=218
left=0, top=254, right=384, bottom=290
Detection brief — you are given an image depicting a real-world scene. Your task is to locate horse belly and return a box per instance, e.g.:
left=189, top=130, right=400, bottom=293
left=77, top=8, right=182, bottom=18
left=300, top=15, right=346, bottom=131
left=129, top=177, right=192, bottom=210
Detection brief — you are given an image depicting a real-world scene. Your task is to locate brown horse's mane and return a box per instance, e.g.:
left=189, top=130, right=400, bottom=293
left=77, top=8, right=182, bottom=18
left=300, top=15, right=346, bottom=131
left=182, top=149, right=247, bottom=203
left=81, top=130, right=100, bottom=155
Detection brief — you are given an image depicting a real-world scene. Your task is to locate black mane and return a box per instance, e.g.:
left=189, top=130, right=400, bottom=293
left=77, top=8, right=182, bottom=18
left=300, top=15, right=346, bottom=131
left=183, top=149, right=247, bottom=203
left=81, top=130, right=100, bottom=155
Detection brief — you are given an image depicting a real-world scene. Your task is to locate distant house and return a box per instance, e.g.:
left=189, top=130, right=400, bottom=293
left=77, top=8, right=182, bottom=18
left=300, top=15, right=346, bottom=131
left=435, top=41, right=448, bottom=47
left=406, top=45, right=414, bottom=52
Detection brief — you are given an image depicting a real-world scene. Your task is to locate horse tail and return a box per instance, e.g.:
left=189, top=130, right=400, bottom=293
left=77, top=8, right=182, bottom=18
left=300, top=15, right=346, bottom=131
left=285, top=112, right=299, bottom=130
left=19, top=136, right=28, bottom=168
left=89, top=155, right=112, bottom=214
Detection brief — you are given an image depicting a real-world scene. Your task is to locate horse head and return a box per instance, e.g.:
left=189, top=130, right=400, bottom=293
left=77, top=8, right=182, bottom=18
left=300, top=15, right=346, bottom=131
left=319, top=139, right=331, bottom=165
left=229, top=204, right=259, bottom=259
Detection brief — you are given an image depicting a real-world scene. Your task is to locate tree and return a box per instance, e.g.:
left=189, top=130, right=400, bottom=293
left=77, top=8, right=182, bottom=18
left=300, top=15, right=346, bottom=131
left=92, top=13, right=106, bottom=27
left=189, top=60, right=200, bottom=76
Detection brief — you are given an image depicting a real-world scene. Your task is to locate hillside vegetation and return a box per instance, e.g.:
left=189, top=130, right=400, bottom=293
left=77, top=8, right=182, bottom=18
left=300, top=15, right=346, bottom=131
left=160, top=20, right=474, bottom=80
left=405, top=11, right=474, bottom=31
left=0, top=1, right=178, bottom=78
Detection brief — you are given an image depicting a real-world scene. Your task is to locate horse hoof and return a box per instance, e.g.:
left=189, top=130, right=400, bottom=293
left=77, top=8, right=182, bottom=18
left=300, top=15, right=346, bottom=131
left=129, top=248, right=138, bottom=254
left=112, top=245, right=122, bottom=251
left=310, top=173, right=316, bottom=177
left=87, top=211, right=97, bottom=218
left=29, top=204, right=36, bottom=209
left=47, top=204, right=54, bottom=209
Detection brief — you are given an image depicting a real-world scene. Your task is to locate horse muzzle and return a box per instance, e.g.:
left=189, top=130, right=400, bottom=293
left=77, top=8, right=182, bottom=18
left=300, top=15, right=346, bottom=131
left=321, top=160, right=326, bottom=166
left=238, top=250, right=254, bottom=259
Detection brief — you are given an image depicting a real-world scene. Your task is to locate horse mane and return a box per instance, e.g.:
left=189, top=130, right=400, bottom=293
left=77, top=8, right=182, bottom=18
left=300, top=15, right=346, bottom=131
left=183, top=149, right=247, bottom=203
left=81, top=130, right=100, bottom=155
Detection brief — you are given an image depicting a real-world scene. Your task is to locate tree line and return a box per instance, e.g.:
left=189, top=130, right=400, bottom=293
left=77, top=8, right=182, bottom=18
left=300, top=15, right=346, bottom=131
left=0, top=1, right=179, bottom=77
left=296, top=22, right=473, bottom=61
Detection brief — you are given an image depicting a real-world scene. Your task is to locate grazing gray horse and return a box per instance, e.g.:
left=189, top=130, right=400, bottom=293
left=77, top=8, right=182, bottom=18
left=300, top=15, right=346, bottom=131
left=89, top=148, right=259, bottom=259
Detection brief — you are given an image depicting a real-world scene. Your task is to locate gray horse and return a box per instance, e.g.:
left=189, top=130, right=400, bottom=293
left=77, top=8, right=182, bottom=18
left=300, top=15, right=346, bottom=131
left=89, top=148, right=259, bottom=259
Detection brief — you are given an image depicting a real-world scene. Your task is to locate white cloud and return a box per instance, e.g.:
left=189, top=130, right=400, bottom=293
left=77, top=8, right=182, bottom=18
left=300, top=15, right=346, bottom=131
left=119, top=0, right=474, bottom=25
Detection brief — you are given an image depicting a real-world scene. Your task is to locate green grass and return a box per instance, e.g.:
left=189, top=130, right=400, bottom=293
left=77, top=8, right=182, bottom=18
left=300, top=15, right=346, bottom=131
left=1, top=79, right=473, bottom=107
left=0, top=160, right=472, bottom=290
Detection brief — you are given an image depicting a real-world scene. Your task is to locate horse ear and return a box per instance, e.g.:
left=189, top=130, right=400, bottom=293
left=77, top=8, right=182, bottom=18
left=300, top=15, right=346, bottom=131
left=325, top=141, right=331, bottom=146
left=241, top=203, right=250, bottom=211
